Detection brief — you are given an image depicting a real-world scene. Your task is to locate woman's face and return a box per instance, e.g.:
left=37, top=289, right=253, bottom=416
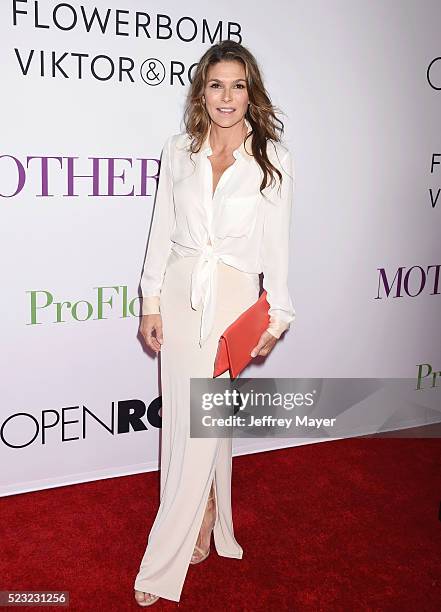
left=203, top=60, right=249, bottom=127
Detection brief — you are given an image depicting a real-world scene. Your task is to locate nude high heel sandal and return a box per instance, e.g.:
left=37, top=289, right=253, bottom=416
left=134, top=591, right=160, bottom=607
left=190, top=487, right=216, bottom=565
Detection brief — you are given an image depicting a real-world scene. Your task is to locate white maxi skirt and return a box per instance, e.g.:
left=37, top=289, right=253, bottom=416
left=133, top=249, right=260, bottom=602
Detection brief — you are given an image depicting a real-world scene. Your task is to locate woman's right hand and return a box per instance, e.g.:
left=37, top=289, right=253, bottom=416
left=140, top=314, right=163, bottom=353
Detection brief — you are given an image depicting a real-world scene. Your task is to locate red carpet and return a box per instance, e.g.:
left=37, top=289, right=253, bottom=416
left=2, top=438, right=441, bottom=611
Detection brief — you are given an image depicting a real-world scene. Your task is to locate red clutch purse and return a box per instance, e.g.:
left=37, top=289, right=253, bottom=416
left=213, top=290, right=270, bottom=380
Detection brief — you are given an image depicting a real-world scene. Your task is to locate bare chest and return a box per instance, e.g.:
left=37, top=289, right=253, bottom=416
left=208, top=153, right=236, bottom=198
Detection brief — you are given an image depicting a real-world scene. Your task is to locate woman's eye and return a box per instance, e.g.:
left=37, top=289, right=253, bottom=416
left=208, top=83, right=246, bottom=89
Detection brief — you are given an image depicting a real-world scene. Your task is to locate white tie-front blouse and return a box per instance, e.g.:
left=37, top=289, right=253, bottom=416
left=140, top=118, right=296, bottom=347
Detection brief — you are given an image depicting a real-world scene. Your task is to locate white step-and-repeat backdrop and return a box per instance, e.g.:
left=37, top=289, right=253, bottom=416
left=1, top=1, right=440, bottom=496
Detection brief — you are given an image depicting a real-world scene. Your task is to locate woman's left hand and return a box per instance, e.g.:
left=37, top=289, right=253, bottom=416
left=250, top=330, right=278, bottom=358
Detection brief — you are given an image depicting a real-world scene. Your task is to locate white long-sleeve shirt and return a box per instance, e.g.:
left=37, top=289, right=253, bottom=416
left=140, top=118, right=296, bottom=347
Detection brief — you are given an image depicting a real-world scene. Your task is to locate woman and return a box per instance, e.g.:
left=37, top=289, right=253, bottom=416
left=134, top=40, right=295, bottom=607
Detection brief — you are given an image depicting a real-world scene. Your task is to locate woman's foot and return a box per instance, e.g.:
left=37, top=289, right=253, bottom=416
left=190, top=484, right=216, bottom=565
left=134, top=590, right=160, bottom=607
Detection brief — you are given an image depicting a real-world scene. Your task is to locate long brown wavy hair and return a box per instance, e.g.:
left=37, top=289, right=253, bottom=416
left=182, top=40, right=288, bottom=196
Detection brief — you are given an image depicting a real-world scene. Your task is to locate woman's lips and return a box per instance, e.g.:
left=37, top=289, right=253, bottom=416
left=217, top=108, right=235, bottom=114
